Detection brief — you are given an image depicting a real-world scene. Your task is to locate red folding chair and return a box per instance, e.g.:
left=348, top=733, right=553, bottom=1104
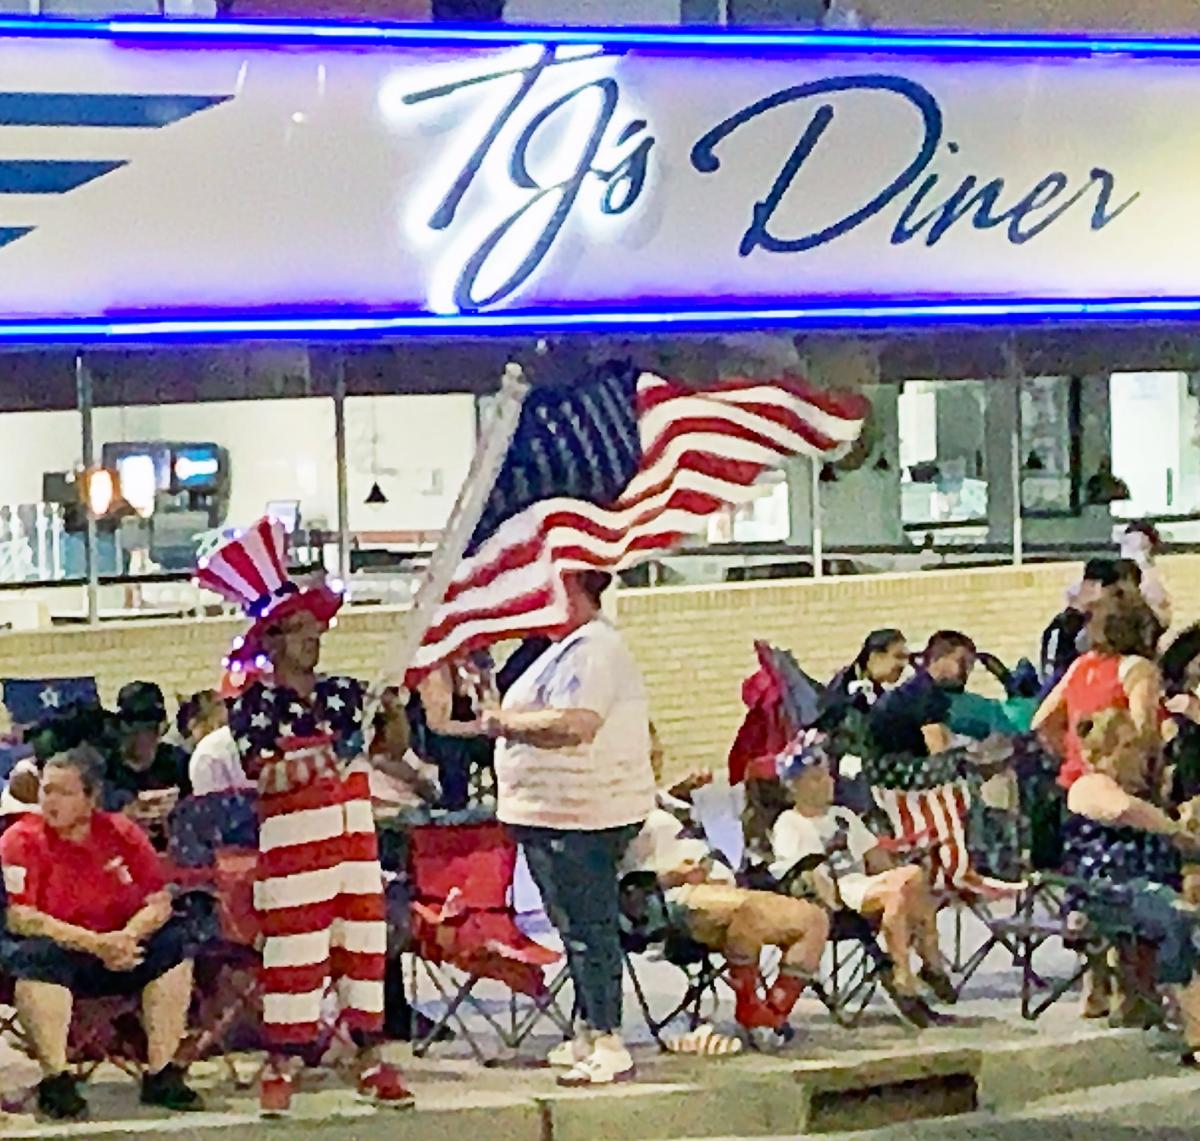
left=407, top=821, right=571, bottom=1063
left=163, top=847, right=264, bottom=1084
left=0, top=964, right=146, bottom=1113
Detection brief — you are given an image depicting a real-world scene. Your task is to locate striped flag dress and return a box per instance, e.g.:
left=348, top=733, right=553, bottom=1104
left=410, top=361, right=868, bottom=681
left=229, top=676, right=387, bottom=1047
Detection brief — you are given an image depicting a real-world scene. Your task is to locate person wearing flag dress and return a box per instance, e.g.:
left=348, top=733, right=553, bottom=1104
left=194, top=517, right=414, bottom=1116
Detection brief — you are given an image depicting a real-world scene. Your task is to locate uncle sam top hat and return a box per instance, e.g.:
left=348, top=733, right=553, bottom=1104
left=193, top=515, right=344, bottom=671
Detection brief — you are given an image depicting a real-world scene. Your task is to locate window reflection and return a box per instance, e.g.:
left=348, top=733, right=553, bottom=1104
left=898, top=380, right=988, bottom=526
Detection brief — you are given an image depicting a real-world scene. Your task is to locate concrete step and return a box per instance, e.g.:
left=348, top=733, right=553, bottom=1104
left=0, top=1026, right=1181, bottom=1141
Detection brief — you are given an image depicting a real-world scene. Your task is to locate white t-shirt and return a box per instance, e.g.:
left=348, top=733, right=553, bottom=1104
left=621, top=805, right=736, bottom=885
left=188, top=726, right=253, bottom=797
left=769, top=806, right=878, bottom=885
left=496, top=620, right=655, bottom=831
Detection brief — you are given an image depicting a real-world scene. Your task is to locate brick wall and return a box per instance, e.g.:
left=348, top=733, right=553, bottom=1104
left=617, top=554, right=1200, bottom=779
left=5, top=555, right=1200, bottom=780
left=0, top=608, right=406, bottom=712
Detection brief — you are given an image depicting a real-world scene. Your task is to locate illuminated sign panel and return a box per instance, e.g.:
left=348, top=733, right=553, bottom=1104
left=0, top=20, right=1197, bottom=340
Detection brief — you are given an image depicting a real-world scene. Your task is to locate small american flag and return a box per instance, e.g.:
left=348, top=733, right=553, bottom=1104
left=410, top=361, right=868, bottom=679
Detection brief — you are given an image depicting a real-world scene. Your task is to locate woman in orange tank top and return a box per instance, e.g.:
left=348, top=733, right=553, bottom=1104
left=1033, top=587, right=1164, bottom=792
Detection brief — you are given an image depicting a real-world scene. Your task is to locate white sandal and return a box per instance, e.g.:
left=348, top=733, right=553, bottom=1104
left=664, top=1023, right=743, bottom=1057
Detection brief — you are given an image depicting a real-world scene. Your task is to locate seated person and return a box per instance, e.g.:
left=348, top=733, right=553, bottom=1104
left=103, top=683, right=191, bottom=842
left=770, top=733, right=955, bottom=1021
left=188, top=718, right=252, bottom=798
left=411, top=651, right=496, bottom=811
left=1063, top=708, right=1200, bottom=1050
left=0, top=747, right=200, bottom=1120
left=189, top=670, right=267, bottom=797
left=869, top=631, right=976, bottom=763
left=1041, top=559, right=1123, bottom=693
left=175, top=689, right=226, bottom=754
left=818, top=629, right=909, bottom=814
left=620, top=732, right=829, bottom=1037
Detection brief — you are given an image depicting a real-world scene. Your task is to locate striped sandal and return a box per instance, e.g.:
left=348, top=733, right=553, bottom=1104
left=663, top=1023, right=744, bottom=1057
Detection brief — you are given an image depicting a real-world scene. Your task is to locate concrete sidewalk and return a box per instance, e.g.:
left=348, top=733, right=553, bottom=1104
left=0, top=914, right=1184, bottom=1139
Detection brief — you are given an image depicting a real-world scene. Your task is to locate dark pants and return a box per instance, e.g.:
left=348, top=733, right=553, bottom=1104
left=513, top=823, right=639, bottom=1035
left=1, top=915, right=189, bottom=998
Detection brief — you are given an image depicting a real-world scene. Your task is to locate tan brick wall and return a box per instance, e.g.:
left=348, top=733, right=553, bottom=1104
left=0, top=608, right=409, bottom=712
left=5, top=556, right=1200, bottom=780
left=617, top=554, right=1200, bottom=779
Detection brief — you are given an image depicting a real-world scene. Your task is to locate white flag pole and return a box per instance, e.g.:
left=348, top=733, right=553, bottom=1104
left=370, top=362, right=530, bottom=705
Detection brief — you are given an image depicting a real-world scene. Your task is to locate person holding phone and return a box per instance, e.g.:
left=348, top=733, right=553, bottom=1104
left=102, top=683, right=190, bottom=847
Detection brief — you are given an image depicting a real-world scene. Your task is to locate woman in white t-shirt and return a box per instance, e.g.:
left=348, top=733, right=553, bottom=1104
left=769, top=735, right=955, bottom=1017
left=480, top=571, right=655, bottom=1087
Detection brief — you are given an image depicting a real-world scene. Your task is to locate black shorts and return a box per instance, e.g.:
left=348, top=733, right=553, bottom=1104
left=0, top=915, right=189, bottom=998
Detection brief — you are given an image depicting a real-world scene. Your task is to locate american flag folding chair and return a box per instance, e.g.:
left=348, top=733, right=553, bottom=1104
left=407, top=821, right=571, bottom=1063
left=867, top=750, right=1024, bottom=994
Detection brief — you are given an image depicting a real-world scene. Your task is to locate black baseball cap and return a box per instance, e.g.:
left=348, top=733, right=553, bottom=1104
left=116, top=681, right=167, bottom=728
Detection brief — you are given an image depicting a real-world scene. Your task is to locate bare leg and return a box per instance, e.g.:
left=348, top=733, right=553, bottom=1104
left=860, top=868, right=925, bottom=992
left=903, top=876, right=947, bottom=973
left=1177, top=973, right=1200, bottom=1052
left=13, top=979, right=72, bottom=1076
left=142, top=960, right=194, bottom=1073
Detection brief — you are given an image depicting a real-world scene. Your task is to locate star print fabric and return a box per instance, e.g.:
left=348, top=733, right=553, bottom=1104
left=230, top=676, right=366, bottom=791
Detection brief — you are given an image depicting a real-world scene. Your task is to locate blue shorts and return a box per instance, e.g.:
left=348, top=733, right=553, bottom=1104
left=0, top=915, right=189, bottom=998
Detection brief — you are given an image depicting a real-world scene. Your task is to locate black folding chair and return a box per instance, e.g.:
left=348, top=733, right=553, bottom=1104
left=992, top=872, right=1131, bottom=1021
left=618, top=871, right=728, bottom=1047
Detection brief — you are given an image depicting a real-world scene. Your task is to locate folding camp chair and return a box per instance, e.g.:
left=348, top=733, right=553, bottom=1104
left=764, top=847, right=912, bottom=1029
left=407, top=821, right=570, bottom=1062
left=0, top=954, right=145, bottom=1112
left=870, top=760, right=1024, bottom=996
left=988, top=873, right=1089, bottom=1020
left=618, top=870, right=728, bottom=1048
left=165, top=793, right=264, bottom=1082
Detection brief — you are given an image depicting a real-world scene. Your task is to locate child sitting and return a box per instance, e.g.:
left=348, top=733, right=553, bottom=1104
left=619, top=731, right=829, bottom=1041
left=769, top=731, right=956, bottom=1023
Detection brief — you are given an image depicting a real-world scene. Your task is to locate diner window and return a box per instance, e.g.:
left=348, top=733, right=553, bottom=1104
left=1019, top=375, right=1080, bottom=516
left=898, top=380, right=988, bottom=527
left=704, top=469, right=790, bottom=544
left=93, top=397, right=337, bottom=583
left=1110, top=371, right=1200, bottom=520
left=0, top=408, right=84, bottom=585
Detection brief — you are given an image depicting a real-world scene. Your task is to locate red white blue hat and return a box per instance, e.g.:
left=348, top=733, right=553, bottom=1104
left=194, top=515, right=344, bottom=669
left=775, top=728, right=830, bottom=783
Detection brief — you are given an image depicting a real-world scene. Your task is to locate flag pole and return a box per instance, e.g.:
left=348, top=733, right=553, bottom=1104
left=372, top=362, right=530, bottom=698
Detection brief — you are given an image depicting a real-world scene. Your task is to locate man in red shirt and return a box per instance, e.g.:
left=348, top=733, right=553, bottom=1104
left=0, top=747, right=201, bottom=1120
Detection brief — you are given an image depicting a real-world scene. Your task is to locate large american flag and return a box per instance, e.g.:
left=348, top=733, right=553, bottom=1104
left=409, top=361, right=868, bottom=680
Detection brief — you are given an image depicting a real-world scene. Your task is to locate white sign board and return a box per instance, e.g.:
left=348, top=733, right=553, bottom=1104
left=0, top=23, right=1196, bottom=337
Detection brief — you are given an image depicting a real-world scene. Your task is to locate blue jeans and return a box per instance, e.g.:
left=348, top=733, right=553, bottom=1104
left=513, top=823, right=639, bottom=1034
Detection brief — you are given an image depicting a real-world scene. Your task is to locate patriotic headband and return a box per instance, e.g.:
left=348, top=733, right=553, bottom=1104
left=775, top=728, right=830, bottom=783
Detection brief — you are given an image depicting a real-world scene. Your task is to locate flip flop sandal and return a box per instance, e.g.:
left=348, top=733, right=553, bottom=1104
left=663, top=1023, right=744, bottom=1057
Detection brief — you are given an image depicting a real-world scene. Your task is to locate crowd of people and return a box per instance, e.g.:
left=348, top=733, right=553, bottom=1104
left=3, top=516, right=1200, bottom=1118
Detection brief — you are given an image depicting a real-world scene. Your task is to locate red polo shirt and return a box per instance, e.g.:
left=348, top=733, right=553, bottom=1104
left=0, top=811, right=165, bottom=933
